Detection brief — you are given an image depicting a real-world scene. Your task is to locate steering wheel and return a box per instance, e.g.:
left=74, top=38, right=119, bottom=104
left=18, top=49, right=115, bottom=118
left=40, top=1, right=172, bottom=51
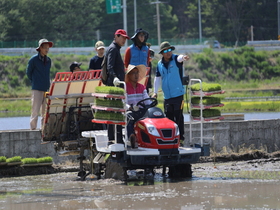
left=136, top=98, right=158, bottom=109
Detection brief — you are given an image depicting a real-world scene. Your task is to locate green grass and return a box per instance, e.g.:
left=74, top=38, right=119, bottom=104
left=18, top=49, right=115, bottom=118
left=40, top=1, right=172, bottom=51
left=0, top=99, right=31, bottom=113
left=0, top=79, right=280, bottom=116
left=218, top=101, right=280, bottom=112
left=6, top=156, right=21, bottom=163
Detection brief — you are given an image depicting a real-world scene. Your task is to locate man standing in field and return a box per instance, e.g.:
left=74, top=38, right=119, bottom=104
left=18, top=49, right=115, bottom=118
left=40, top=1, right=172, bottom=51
left=26, top=38, right=53, bottom=130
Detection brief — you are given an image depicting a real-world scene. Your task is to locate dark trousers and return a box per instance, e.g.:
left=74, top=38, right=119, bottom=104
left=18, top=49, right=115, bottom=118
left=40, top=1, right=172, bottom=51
left=126, top=109, right=146, bottom=138
left=108, top=124, right=123, bottom=143
left=164, top=95, right=185, bottom=140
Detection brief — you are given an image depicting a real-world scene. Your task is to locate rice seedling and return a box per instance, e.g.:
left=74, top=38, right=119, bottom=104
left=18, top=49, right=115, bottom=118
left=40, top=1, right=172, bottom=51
left=22, top=158, right=37, bottom=164
left=191, top=109, right=221, bottom=118
left=95, top=86, right=124, bottom=95
left=95, top=98, right=123, bottom=108
left=191, top=82, right=222, bottom=92
left=0, top=156, right=6, bottom=162
left=94, top=110, right=124, bottom=121
left=37, top=157, right=53, bottom=163
left=191, top=96, right=221, bottom=105
left=6, top=156, right=21, bottom=163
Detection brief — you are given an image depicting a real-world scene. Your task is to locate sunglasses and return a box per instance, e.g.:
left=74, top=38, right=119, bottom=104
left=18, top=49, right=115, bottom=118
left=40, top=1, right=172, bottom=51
left=163, top=48, right=172, bottom=53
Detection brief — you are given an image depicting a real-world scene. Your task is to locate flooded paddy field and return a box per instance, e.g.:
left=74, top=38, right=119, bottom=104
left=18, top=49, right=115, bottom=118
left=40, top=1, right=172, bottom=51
left=1, top=157, right=280, bottom=210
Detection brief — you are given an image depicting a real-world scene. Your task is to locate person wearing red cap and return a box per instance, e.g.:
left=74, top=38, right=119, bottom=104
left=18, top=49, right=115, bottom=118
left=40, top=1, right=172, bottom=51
left=26, top=38, right=53, bottom=130
left=104, top=29, right=130, bottom=143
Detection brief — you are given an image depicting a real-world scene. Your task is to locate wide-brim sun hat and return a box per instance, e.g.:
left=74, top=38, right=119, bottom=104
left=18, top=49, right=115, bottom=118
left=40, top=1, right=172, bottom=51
left=158, top=41, right=175, bottom=54
left=36, top=38, right=53, bottom=51
left=125, top=64, right=147, bottom=82
left=115, top=29, right=130, bottom=39
left=131, top=28, right=149, bottom=42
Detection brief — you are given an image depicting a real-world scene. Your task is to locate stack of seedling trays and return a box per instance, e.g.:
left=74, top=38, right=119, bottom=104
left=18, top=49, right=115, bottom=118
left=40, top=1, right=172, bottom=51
left=190, top=82, right=225, bottom=121
left=91, top=86, right=126, bottom=125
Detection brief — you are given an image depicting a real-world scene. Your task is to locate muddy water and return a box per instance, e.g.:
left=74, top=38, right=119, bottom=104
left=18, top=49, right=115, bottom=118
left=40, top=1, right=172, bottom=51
left=1, top=162, right=280, bottom=210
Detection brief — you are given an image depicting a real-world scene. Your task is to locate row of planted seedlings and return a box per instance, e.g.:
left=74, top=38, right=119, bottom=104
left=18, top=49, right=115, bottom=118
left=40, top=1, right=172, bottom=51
left=0, top=156, right=53, bottom=166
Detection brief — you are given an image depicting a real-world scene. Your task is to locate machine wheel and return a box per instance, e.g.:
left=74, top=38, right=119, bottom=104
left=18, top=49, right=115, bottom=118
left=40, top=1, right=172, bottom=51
left=104, top=158, right=127, bottom=181
left=168, top=164, right=192, bottom=178
left=93, top=163, right=103, bottom=179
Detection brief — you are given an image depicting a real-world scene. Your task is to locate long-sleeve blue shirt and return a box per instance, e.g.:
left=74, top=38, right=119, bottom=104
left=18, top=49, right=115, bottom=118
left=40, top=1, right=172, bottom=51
left=26, top=53, right=51, bottom=92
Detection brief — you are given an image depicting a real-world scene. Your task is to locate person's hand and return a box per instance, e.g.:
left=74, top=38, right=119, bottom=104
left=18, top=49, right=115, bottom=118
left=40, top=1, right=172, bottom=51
left=113, top=77, right=120, bottom=86
left=183, top=55, right=190, bottom=61
left=133, top=105, right=139, bottom=111
left=152, top=93, right=157, bottom=98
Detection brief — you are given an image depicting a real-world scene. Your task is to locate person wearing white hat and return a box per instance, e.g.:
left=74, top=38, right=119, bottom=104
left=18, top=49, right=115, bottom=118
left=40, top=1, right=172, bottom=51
left=26, top=38, right=53, bottom=130
left=88, top=41, right=105, bottom=70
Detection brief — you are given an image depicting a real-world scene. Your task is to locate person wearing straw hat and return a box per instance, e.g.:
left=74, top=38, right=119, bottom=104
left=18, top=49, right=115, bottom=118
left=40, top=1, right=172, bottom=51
left=125, top=64, right=151, bottom=146
left=26, top=38, right=53, bottom=130
left=89, top=41, right=105, bottom=70
left=152, top=41, right=190, bottom=146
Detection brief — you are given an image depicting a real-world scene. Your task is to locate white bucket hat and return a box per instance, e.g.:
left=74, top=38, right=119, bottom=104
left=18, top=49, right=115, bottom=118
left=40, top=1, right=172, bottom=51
left=36, top=38, right=53, bottom=51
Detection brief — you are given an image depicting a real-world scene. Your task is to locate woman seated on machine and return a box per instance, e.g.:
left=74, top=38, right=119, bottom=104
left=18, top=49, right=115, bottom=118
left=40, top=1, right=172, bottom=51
left=125, top=64, right=152, bottom=146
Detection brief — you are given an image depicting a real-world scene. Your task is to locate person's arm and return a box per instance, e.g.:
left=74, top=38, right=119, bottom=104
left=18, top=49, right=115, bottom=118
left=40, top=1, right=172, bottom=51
left=88, top=58, right=94, bottom=70
left=177, top=54, right=190, bottom=63
left=107, top=48, right=117, bottom=78
left=26, top=57, right=34, bottom=81
left=152, top=65, right=161, bottom=98
left=124, top=47, right=131, bottom=68
left=153, top=76, right=161, bottom=95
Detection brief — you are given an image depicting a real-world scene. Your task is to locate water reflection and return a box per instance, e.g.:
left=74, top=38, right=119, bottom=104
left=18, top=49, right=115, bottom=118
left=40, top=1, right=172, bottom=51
left=0, top=171, right=280, bottom=209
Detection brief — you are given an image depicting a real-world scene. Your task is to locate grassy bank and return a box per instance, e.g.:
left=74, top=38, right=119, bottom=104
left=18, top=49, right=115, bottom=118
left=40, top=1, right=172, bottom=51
left=1, top=46, right=280, bottom=116
left=1, top=90, right=280, bottom=117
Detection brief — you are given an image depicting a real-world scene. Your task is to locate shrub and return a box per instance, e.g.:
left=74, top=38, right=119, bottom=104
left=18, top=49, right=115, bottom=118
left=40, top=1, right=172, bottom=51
left=233, top=46, right=254, bottom=55
left=194, top=54, right=212, bottom=70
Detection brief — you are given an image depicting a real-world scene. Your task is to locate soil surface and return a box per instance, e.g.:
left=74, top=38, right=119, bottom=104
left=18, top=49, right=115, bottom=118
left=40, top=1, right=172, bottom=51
left=1, top=150, right=280, bottom=178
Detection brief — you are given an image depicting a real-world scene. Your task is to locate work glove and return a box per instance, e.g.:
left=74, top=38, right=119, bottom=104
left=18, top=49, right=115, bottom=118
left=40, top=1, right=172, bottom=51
left=113, top=77, right=120, bottom=86
left=133, top=105, right=139, bottom=111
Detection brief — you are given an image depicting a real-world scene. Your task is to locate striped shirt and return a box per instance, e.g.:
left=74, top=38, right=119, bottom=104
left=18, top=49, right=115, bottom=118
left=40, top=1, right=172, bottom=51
left=126, top=82, right=149, bottom=107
